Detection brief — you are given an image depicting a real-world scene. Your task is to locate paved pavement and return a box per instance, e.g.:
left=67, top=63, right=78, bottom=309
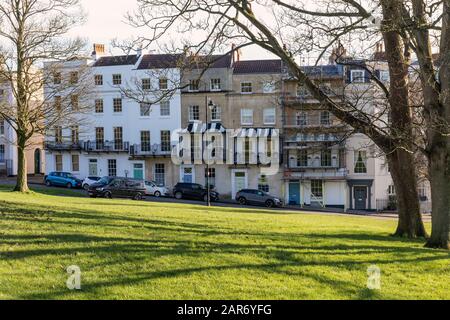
left=0, top=176, right=431, bottom=221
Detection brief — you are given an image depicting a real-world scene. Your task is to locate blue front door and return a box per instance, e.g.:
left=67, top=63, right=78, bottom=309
left=289, top=183, right=300, bottom=205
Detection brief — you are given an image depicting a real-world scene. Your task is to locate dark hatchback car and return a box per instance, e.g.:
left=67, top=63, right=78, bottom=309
left=235, top=189, right=284, bottom=208
left=88, top=177, right=146, bottom=200
left=172, top=183, right=219, bottom=202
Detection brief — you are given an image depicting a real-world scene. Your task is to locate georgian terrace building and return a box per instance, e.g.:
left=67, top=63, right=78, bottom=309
left=43, top=44, right=405, bottom=212
left=178, top=54, right=284, bottom=200
left=44, top=45, right=182, bottom=187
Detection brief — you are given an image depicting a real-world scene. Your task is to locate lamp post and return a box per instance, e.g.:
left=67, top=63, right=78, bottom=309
left=205, top=97, right=215, bottom=207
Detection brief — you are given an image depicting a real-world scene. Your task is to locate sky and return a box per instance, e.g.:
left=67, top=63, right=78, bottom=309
left=71, top=0, right=276, bottom=60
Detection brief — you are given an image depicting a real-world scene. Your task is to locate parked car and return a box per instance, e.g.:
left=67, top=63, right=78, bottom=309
left=235, top=189, right=283, bottom=208
left=88, top=177, right=146, bottom=200
left=172, top=183, right=219, bottom=202
left=144, top=181, right=170, bottom=197
left=88, top=176, right=115, bottom=190
left=82, top=176, right=102, bottom=190
left=44, top=172, right=82, bottom=189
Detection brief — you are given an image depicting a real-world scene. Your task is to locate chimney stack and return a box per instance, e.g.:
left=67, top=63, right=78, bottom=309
left=231, top=43, right=241, bottom=64
left=91, top=44, right=105, bottom=60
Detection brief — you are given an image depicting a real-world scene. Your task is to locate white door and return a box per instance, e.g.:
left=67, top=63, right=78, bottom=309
left=232, top=170, right=248, bottom=199
left=89, top=159, right=98, bottom=176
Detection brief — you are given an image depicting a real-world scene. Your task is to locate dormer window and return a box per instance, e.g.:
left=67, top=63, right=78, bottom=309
left=189, top=79, right=200, bottom=92
left=263, top=81, right=276, bottom=93
left=297, top=85, right=310, bottom=97
left=351, top=70, right=365, bottom=83
left=379, top=70, right=390, bottom=82
left=210, top=78, right=221, bottom=91
left=241, top=82, right=253, bottom=94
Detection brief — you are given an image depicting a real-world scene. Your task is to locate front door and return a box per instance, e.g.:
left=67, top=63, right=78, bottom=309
left=133, top=163, right=144, bottom=180
left=34, top=149, right=41, bottom=174
left=232, top=170, right=248, bottom=199
left=354, top=186, right=368, bottom=210
left=182, top=167, right=194, bottom=183
left=289, top=183, right=300, bottom=205
left=89, top=159, right=98, bottom=176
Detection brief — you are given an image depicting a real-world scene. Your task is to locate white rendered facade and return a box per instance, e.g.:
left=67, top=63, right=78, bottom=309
left=44, top=52, right=182, bottom=187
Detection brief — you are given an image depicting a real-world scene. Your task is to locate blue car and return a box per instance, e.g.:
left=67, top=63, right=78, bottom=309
left=44, top=172, right=82, bottom=189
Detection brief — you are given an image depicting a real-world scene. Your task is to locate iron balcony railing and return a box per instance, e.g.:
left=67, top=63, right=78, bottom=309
left=83, top=140, right=130, bottom=153
left=284, top=134, right=342, bottom=143
left=129, top=143, right=173, bottom=157
left=283, top=118, right=347, bottom=129
left=45, top=141, right=83, bottom=151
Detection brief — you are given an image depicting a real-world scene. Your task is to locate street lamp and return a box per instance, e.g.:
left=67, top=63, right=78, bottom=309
left=205, top=97, right=215, bottom=207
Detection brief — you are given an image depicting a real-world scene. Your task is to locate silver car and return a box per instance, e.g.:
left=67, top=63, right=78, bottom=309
left=235, top=189, right=283, bottom=208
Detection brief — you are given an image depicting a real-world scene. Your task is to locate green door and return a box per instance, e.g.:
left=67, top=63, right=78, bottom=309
left=133, top=164, right=144, bottom=180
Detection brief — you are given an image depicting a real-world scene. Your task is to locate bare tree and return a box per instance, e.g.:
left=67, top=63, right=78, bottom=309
left=0, top=0, right=91, bottom=192
left=125, top=0, right=436, bottom=240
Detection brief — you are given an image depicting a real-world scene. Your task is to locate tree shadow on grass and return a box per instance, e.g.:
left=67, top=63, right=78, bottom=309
left=2, top=195, right=449, bottom=300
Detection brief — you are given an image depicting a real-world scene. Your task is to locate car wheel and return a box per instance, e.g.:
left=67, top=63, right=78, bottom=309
left=154, top=191, right=161, bottom=198
left=104, top=191, right=112, bottom=199
left=265, top=200, right=275, bottom=208
left=133, top=193, right=143, bottom=201
left=83, top=184, right=89, bottom=190
left=45, top=180, right=52, bottom=187
left=66, top=183, right=72, bottom=189
left=238, top=197, right=247, bottom=205
left=174, top=191, right=183, bottom=200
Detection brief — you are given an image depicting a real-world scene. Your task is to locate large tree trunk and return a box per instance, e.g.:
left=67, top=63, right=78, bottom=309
left=425, top=0, right=450, bottom=249
left=426, top=150, right=450, bottom=249
left=388, top=150, right=428, bottom=238
left=381, top=0, right=426, bottom=238
left=13, top=135, right=29, bottom=193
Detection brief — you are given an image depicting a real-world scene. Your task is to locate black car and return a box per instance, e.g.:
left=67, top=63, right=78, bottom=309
left=88, top=177, right=146, bottom=200
left=172, top=183, right=219, bottom=202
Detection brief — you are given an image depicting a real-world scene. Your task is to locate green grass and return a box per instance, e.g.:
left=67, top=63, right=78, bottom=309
left=0, top=185, right=448, bottom=300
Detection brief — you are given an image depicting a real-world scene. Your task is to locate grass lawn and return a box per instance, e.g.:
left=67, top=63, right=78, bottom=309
left=0, top=186, right=448, bottom=300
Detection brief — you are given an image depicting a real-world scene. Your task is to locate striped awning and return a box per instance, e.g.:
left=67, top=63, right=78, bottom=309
left=234, top=128, right=279, bottom=138
left=181, top=122, right=227, bottom=134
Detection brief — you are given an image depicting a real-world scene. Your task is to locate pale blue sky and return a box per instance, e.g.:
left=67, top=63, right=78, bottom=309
left=71, top=0, right=275, bottom=59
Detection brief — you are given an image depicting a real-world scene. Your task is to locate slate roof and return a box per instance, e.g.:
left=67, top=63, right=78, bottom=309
left=137, top=54, right=184, bottom=70
left=93, top=55, right=139, bottom=67
left=233, top=59, right=283, bottom=74
left=185, top=54, right=233, bottom=69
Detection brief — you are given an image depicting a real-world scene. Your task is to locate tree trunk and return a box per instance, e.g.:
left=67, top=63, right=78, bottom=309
left=425, top=150, right=450, bottom=249
left=388, top=150, right=428, bottom=238
left=13, top=136, right=29, bottom=193
left=425, top=0, right=450, bottom=249
left=380, top=0, right=427, bottom=238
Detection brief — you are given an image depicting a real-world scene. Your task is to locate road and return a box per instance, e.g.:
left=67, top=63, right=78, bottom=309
left=0, top=177, right=424, bottom=221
